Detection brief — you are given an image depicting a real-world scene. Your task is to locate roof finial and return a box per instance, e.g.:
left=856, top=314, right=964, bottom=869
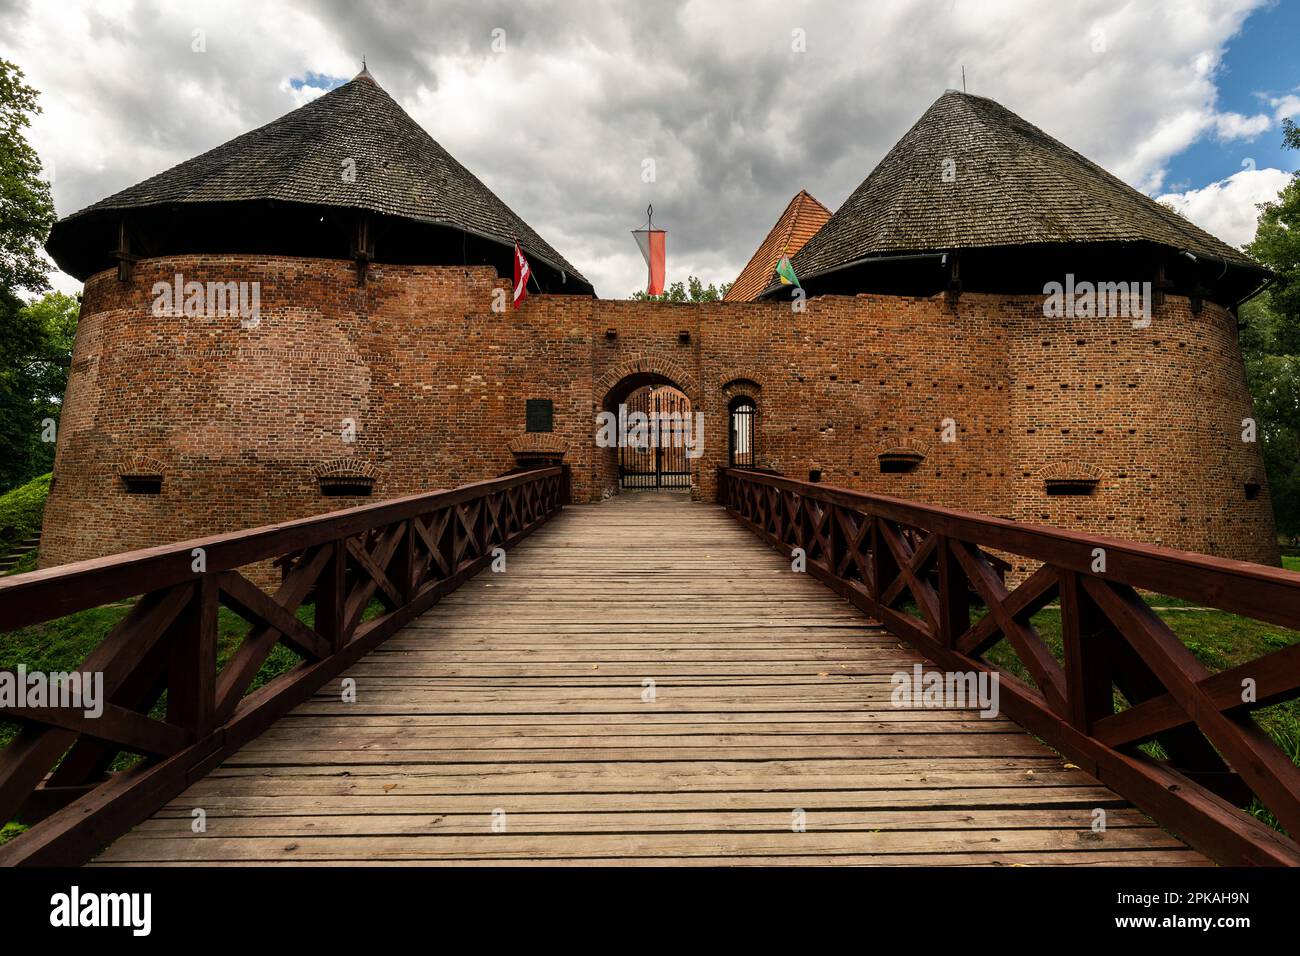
left=961, top=66, right=966, bottom=93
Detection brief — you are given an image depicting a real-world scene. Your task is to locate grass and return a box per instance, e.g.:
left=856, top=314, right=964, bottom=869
left=962, top=580, right=1300, bottom=835
left=0, top=599, right=309, bottom=752
left=0, top=473, right=50, bottom=561
left=0, top=592, right=309, bottom=846
left=0, top=586, right=388, bottom=846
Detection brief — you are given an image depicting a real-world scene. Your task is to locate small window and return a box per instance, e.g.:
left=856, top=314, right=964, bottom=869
left=1245, top=481, right=1261, bottom=500
left=121, top=475, right=163, bottom=495
left=319, top=476, right=374, bottom=497
left=526, top=399, right=554, bottom=433
left=1045, top=479, right=1098, bottom=497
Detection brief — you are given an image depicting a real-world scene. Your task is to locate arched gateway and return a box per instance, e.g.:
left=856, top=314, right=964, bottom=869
left=597, top=363, right=697, bottom=492
left=615, top=385, right=693, bottom=489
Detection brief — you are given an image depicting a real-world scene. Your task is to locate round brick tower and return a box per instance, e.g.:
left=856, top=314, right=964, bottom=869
left=39, top=82, right=1280, bottom=572
left=40, top=70, right=594, bottom=568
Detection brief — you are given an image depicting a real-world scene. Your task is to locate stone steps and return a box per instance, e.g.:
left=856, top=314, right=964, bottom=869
left=0, top=532, right=40, bottom=573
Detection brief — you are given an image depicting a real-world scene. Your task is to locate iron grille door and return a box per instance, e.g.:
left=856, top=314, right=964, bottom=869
left=619, top=386, right=692, bottom=489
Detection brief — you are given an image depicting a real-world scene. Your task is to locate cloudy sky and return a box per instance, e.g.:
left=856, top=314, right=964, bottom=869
left=2, top=0, right=1298, bottom=298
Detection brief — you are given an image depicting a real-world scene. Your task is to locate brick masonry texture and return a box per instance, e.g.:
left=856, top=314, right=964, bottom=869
left=40, top=255, right=1279, bottom=574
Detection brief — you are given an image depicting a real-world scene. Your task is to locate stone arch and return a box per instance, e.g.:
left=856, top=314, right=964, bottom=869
left=594, top=354, right=701, bottom=499
left=595, top=354, right=698, bottom=409
left=717, top=372, right=763, bottom=469
left=1034, top=461, right=1103, bottom=482
left=718, top=368, right=765, bottom=395
left=312, top=457, right=379, bottom=480
left=875, top=437, right=931, bottom=459
left=116, top=454, right=167, bottom=479
left=313, top=456, right=379, bottom=497
left=875, top=437, right=930, bottom=474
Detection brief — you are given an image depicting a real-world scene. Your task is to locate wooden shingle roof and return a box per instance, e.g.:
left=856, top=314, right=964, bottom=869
left=47, top=70, right=589, bottom=287
left=773, top=90, right=1260, bottom=294
left=724, top=190, right=832, bottom=301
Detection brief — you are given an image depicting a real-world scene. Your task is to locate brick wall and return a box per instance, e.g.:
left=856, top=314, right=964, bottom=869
left=40, top=255, right=1278, bottom=573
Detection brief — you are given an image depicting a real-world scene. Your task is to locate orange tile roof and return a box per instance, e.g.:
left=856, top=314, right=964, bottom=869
left=724, top=190, right=833, bottom=301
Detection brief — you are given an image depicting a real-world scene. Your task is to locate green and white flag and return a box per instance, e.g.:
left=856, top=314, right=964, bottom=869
left=776, top=256, right=800, bottom=287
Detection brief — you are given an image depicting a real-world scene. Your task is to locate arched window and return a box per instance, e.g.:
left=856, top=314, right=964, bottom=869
left=729, top=396, right=756, bottom=468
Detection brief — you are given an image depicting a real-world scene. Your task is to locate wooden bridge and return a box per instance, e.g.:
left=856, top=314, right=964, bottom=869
left=1, top=467, right=1298, bottom=866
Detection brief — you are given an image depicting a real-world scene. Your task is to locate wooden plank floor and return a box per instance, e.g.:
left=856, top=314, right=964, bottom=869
left=95, top=492, right=1206, bottom=866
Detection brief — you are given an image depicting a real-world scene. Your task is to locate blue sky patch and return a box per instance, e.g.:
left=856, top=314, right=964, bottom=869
left=1161, top=1, right=1300, bottom=193
left=288, top=72, right=349, bottom=93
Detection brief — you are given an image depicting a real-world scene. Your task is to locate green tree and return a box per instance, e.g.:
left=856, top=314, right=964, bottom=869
left=631, top=276, right=732, bottom=302
left=0, top=59, right=60, bottom=492
left=1243, top=119, right=1300, bottom=537
left=0, top=59, right=55, bottom=294
left=0, top=291, right=78, bottom=489
left=1240, top=297, right=1300, bottom=536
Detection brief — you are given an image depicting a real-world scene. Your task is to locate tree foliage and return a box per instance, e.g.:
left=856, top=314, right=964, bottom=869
left=1243, top=119, right=1300, bottom=537
left=0, top=291, right=79, bottom=490
left=0, top=59, right=55, bottom=295
left=631, top=276, right=732, bottom=302
left=0, top=59, right=66, bottom=493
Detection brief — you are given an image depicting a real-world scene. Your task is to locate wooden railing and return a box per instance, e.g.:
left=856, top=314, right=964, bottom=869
left=718, top=466, right=1300, bottom=866
left=0, top=466, right=569, bottom=866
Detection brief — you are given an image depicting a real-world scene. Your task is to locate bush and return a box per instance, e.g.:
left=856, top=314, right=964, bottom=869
left=0, top=471, right=49, bottom=558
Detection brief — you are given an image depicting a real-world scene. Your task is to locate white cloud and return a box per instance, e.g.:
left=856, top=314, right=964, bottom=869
left=1158, top=166, right=1292, bottom=249
left=0, top=0, right=1285, bottom=297
left=1270, top=92, right=1300, bottom=121
left=1212, top=111, right=1271, bottom=140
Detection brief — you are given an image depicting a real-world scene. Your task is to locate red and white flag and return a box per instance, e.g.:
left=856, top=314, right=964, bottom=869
left=632, top=204, right=666, bottom=296
left=513, top=241, right=531, bottom=309
left=632, top=228, right=666, bottom=296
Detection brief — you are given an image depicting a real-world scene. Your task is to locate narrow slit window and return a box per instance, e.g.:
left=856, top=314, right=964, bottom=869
left=1045, top=479, right=1098, bottom=497
left=319, top=476, right=374, bottom=497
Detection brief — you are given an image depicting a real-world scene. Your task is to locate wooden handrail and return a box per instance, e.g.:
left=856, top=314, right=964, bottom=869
left=0, top=465, right=569, bottom=866
left=717, top=466, right=1300, bottom=866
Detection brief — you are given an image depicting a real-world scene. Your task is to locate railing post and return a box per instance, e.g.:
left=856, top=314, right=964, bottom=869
left=936, top=536, right=969, bottom=649
left=391, top=520, right=417, bottom=603
left=315, top=539, right=347, bottom=651
left=1059, top=569, right=1113, bottom=734
left=869, top=515, right=898, bottom=605
left=823, top=501, right=841, bottom=576
left=168, top=576, right=217, bottom=740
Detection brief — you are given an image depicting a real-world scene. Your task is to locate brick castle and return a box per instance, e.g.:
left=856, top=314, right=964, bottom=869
left=38, top=71, right=1280, bottom=576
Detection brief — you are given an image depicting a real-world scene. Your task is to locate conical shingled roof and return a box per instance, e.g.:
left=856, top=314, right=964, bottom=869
left=46, top=71, right=590, bottom=289
left=777, top=90, right=1260, bottom=294
left=724, top=190, right=831, bottom=301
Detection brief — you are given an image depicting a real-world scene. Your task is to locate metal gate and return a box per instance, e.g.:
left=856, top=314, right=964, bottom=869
left=619, top=386, right=692, bottom=489
left=729, top=399, right=755, bottom=467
